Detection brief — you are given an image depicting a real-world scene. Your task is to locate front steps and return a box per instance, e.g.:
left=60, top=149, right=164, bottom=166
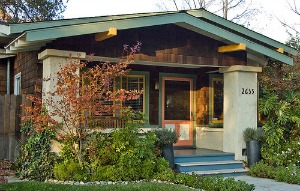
left=174, top=150, right=248, bottom=177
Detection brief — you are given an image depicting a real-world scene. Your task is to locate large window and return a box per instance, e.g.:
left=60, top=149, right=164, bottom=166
left=210, top=75, right=224, bottom=124
left=121, top=75, right=145, bottom=113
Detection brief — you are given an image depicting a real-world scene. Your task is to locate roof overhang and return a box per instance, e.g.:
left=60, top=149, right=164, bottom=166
left=0, top=9, right=296, bottom=65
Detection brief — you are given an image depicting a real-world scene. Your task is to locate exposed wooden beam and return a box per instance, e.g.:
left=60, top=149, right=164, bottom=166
left=276, top=48, right=284, bottom=53
left=218, top=43, right=246, bottom=53
left=95, top=28, right=117, bottom=42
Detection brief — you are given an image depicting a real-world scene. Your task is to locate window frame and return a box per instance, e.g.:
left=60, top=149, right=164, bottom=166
left=14, top=72, right=21, bottom=95
left=209, top=74, right=224, bottom=125
left=120, top=74, right=146, bottom=114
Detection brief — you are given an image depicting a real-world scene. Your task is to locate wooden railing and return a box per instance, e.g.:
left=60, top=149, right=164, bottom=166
left=93, top=116, right=125, bottom=129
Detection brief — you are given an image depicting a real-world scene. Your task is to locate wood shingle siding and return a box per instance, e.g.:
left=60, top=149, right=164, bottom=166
left=13, top=51, right=42, bottom=94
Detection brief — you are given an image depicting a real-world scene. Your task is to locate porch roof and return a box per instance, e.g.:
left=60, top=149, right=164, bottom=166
left=0, top=9, right=297, bottom=65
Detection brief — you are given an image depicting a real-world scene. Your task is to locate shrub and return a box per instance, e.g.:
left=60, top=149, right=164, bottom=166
left=249, top=161, right=300, bottom=184
left=53, top=160, right=87, bottom=181
left=248, top=161, right=276, bottom=178
left=172, top=173, right=255, bottom=191
left=17, top=121, right=57, bottom=181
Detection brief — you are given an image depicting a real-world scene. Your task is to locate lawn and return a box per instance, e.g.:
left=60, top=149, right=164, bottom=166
left=0, top=181, right=196, bottom=191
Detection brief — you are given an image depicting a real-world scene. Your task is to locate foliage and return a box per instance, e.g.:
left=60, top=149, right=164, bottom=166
left=22, top=42, right=142, bottom=165
left=53, top=160, right=87, bottom=181
left=258, top=39, right=300, bottom=168
left=0, top=181, right=197, bottom=191
left=243, top=127, right=265, bottom=142
left=17, top=120, right=57, bottom=181
left=0, top=0, right=68, bottom=22
left=249, top=161, right=300, bottom=185
left=259, top=91, right=300, bottom=166
left=152, top=128, right=179, bottom=148
left=253, top=36, right=300, bottom=184
left=171, top=173, right=254, bottom=191
left=53, top=111, right=173, bottom=182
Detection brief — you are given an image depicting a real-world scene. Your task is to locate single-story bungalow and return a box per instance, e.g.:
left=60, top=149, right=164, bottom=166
left=0, top=9, right=297, bottom=160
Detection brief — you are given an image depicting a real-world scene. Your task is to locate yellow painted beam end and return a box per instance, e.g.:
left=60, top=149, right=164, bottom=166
left=218, top=43, right=246, bottom=53
left=276, top=48, right=284, bottom=53
left=95, top=28, right=117, bottom=42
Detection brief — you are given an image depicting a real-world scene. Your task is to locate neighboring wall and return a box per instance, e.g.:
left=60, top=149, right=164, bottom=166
left=13, top=51, right=42, bottom=94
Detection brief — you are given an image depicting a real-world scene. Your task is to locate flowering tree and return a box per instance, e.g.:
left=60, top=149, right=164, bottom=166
left=22, top=42, right=142, bottom=164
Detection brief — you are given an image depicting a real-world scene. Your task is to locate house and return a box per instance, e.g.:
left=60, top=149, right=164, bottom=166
left=0, top=9, right=297, bottom=160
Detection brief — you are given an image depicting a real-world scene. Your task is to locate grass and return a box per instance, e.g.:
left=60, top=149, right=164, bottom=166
left=0, top=181, right=196, bottom=191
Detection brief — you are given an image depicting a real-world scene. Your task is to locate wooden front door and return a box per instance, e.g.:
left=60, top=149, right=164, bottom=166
left=162, top=77, right=194, bottom=146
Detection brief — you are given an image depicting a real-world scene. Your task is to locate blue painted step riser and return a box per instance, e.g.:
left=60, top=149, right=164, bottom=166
left=177, top=163, right=243, bottom=172
left=175, top=155, right=235, bottom=163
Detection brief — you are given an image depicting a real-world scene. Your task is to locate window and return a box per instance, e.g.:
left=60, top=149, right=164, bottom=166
left=210, top=75, right=224, bottom=124
left=121, top=75, right=145, bottom=113
left=14, top=72, right=21, bottom=95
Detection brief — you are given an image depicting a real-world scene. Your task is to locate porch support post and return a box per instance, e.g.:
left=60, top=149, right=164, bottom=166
left=219, top=65, right=262, bottom=160
left=38, top=49, right=86, bottom=152
left=38, top=49, right=86, bottom=99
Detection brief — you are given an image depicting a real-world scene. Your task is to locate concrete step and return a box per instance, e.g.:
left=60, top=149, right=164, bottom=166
left=187, top=168, right=249, bottom=177
left=176, top=160, right=244, bottom=172
left=174, top=153, right=235, bottom=163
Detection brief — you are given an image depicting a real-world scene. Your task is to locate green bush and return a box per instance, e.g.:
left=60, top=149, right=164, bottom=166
left=53, top=160, right=87, bottom=181
left=18, top=121, right=57, bottom=181
left=172, top=173, right=255, bottom=191
left=248, top=161, right=276, bottom=178
left=249, top=161, right=300, bottom=184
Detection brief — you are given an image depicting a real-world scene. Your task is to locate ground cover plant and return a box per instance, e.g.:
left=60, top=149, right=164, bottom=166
left=0, top=181, right=196, bottom=191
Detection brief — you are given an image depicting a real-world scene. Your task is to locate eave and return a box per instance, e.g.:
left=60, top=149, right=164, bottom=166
left=187, top=9, right=298, bottom=56
left=1, top=10, right=295, bottom=65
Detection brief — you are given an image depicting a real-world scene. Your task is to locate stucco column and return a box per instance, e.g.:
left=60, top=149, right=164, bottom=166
left=38, top=49, right=86, bottom=96
left=219, top=65, right=262, bottom=160
left=38, top=49, right=86, bottom=152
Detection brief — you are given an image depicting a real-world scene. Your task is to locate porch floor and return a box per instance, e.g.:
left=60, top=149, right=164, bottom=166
left=174, top=148, right=233, bottom=157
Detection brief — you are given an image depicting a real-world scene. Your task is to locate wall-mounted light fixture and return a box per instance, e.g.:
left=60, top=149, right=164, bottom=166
left=155, top=81, right=159, bottom=90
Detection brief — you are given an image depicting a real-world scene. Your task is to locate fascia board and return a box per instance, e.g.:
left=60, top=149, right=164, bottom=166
left=0, top=24, right=10, bottom=35
left=187, top=9, right=298, bottom=56
left=8, top=12, right=172, bottom=34
left=19, top=13, right=292, bottom=65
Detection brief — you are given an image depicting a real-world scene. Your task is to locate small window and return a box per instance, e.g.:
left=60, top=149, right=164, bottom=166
left=14, top=72, right=21, bottom=95
left=210, top=75, right=223, bottom=124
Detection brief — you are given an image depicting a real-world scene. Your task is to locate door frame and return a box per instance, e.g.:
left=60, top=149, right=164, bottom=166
left=158, top=73, right=197, bottom=146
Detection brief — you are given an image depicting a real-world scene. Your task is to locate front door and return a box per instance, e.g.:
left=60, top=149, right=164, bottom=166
left=162, top=77, right=194, bottom=146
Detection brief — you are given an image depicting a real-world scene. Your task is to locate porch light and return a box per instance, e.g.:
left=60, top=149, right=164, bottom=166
left=155, top=81, right=159, bottom=90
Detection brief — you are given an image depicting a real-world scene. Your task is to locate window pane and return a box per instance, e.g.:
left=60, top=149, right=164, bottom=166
left=212, top=79, right=223, bottom=122
left=164, top=80, right=190, bottom=120
left=122, top=76, right=144, bottom=112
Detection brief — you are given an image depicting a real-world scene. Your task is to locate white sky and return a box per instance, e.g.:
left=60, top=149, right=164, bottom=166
left=63, top=0, right=300, bottom=44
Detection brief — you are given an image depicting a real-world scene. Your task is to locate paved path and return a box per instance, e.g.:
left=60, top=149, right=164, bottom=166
left=233, top=176, right=300, bottom=191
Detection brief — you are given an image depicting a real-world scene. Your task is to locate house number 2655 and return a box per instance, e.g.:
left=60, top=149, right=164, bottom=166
left=242, top=88, right=254, bottom=94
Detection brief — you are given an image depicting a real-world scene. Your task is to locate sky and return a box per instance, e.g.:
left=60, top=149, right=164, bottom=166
left=63, top=0, right=300, bottom=44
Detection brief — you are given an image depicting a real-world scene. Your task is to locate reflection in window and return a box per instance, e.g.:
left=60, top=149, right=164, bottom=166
left=211, top=78, right=223, bottom=123
left=121, top=75, right=144, bottom=113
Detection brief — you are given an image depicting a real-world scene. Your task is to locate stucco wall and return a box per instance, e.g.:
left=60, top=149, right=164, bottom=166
left=196, top=127, right=223, bottom=151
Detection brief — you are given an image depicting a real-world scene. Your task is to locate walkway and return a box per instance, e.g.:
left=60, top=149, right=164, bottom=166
left=233, top=175, right=300, bottom=191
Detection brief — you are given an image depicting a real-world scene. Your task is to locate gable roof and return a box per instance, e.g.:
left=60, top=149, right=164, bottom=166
left=0, top=9, right=297, bottom=65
